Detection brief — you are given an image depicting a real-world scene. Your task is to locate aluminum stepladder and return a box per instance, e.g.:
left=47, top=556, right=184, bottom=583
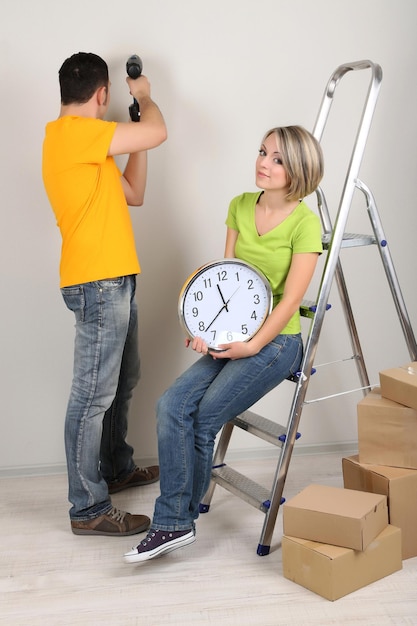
left=199, top=60, right=417, bottom=556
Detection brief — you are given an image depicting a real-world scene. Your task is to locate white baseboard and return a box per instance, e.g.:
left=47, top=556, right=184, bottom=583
left=224, top=440, right=358, bottom=462
left=0, top=441, right=357, bottom=478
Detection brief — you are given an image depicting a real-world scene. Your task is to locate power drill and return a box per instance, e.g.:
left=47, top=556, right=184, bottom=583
left=126, top=54, right=143, bottom=122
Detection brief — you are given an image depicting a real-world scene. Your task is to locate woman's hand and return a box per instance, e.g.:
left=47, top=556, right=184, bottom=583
left=185, top=336, right=210, bottom=355
left=211, top=341, right=256, bottom=360
left=184, top=336, right=255, bottom=360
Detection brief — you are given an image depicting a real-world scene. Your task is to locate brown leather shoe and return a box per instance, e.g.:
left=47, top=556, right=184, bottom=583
left=71, top=507, right=150, bottom=536
left=108, top=466, right=160, bottom=494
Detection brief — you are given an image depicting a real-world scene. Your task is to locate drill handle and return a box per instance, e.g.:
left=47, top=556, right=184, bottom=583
left=129, top=98, right=140, bottom=122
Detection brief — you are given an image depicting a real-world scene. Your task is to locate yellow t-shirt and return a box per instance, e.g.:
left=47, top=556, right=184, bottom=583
left=42, top=116, right=140, bottom=287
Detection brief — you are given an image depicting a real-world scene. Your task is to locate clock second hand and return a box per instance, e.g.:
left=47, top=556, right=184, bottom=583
left=224, top=284, right=241, bottom=307
left=205, top=285, right=241, bottom=333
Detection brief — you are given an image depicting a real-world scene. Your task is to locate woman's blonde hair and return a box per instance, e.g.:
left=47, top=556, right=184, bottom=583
left=261, top=125, right=324, bottom=200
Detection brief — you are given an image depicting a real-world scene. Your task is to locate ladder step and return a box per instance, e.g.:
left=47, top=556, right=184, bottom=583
left=233, top=410, right=287, bottom=445
left=300, top=299, right=331, bottom=319
left=322, top=232, right=377, bottom=248
left=211, top=465, right=271, bottom=512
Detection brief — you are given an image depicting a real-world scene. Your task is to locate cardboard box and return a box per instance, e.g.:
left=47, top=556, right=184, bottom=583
left=282, top=525, right=402, bottom=601
left=343, top=455, right=417, bottom=560
left=379, top=362, right=417, bottom=410
left=283, top=484, right=388, bottom=551
left=358, top=388, right=417, bottom=469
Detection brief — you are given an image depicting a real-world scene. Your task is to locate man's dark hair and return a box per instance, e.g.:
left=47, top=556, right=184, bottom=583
left=59, top=52, right=109, bottom=105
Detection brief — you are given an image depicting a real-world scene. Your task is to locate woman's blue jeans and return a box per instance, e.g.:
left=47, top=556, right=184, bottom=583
left=153, top=332, right=303, bottom=532
left=61, top=275, right=140, bottom=521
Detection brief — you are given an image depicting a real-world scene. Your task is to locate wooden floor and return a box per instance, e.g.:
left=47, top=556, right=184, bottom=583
left=1, top=452, right=416, bottom=626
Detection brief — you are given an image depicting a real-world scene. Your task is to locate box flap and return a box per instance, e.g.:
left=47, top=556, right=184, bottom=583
left=344, top=455, right=416, bottom=481
left=285, top=483, right=386, bottom=517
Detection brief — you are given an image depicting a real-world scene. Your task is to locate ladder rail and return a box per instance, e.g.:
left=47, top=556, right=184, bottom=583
left=259, top=148, right=417, bottom=553
left=257, top=374, right=309, bottom=550
left=316, top=187, right=371, bottom=391
left=275, top=60, right=383, bottom=427
left=313, top=60, right=383, bottom=142
left=355, top=178, right=417, bottom=360
left=334, top=261, right=371, bottom=390
left=284, top=62, right=383, bottom=414
left=310, top=60, right=382, bottom=330
left=258, top=60, right=384, bottom=552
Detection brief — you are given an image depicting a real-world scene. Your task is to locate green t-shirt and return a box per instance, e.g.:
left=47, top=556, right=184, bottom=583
left=225, top=191, right=323, bottom=334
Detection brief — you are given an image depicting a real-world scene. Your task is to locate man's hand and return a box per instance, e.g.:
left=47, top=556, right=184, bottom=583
left=109, top=74, right=167, bottom=157
left=126, top=74, right=151, bottom=101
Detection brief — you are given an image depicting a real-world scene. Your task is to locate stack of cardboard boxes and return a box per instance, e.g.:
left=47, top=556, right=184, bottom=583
left=281, top=361, right=417, bottom=600
left=343, top=361, right=417, bottom=561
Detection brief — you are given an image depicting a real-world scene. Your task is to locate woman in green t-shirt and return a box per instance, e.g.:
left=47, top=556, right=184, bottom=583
left=124, top=125, right=324, bottom=563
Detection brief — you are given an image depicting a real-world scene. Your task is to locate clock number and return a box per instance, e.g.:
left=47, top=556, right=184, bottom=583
left=192, top=307, right=198, bottom=317
left=193, top=291, right=203, bottom=302
left=216, top=270, right=227, bottom=281
left=247, top=279, right=254, bottom=290
left=227, top=331, right=233, bottom=341
left=251, top=310, right=257, bottom=321
left=241, top=324, right=248, bottom=335
left=203, top=278, right=212, bottom=288
left=253, top=293, right=260, bottom=305
left=198, top=321, right=205, bottom=332
left=234, top=272, right=240, bottom=282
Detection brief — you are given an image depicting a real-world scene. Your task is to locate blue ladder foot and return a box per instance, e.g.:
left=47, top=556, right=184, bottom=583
left=257, top=544, right=270, bottom=556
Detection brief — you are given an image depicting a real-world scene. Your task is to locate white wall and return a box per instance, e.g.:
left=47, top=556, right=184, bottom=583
left=1, top=0, right=416, bottom=474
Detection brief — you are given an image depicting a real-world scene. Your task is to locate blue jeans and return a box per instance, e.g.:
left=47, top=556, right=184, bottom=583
left=153, top=333, right=303, bottom=531
left=61, top=275, right=140, bottom=520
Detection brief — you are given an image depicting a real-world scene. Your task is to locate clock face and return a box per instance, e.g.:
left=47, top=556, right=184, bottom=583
left=178, top=259, right=272, bottom=350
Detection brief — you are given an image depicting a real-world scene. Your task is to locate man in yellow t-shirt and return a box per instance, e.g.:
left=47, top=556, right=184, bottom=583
left=42, top=52, right=167, bottom=537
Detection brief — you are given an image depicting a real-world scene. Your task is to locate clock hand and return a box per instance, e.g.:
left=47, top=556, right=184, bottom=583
left=205, top=286, right=241, bottom=333
left=205, top=304, right=227, bottom=333
left=217, top=284, right=229, bottom=312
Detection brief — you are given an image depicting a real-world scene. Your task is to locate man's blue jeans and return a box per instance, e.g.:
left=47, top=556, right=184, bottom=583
left=61, top=275, right=140, bottom=521
left=153, top=332, right=303, bottom=532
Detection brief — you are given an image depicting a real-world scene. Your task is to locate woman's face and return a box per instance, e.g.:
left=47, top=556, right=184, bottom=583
left=255, top=132, right=289, bottom=193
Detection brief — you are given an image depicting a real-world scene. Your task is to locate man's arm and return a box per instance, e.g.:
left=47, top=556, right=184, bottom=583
left=111, top=74, right=167, bottom=206
left=109, top=75, right=167, bottom=156
left=120, top=150, right=148, bottom=206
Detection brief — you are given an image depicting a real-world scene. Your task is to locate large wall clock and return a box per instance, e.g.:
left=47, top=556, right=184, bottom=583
left=178, top=259, right=272, bottom=351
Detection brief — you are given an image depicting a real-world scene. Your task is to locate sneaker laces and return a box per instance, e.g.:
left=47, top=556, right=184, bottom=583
left=108, top=507, right=127, bottom=523
left=139, top=528, right=158, bottom=547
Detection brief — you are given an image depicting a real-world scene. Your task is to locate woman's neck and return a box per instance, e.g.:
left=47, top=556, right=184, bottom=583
left=255, top=191, right=299, bottom=236
left=258, top=190, right=299, bottom=214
